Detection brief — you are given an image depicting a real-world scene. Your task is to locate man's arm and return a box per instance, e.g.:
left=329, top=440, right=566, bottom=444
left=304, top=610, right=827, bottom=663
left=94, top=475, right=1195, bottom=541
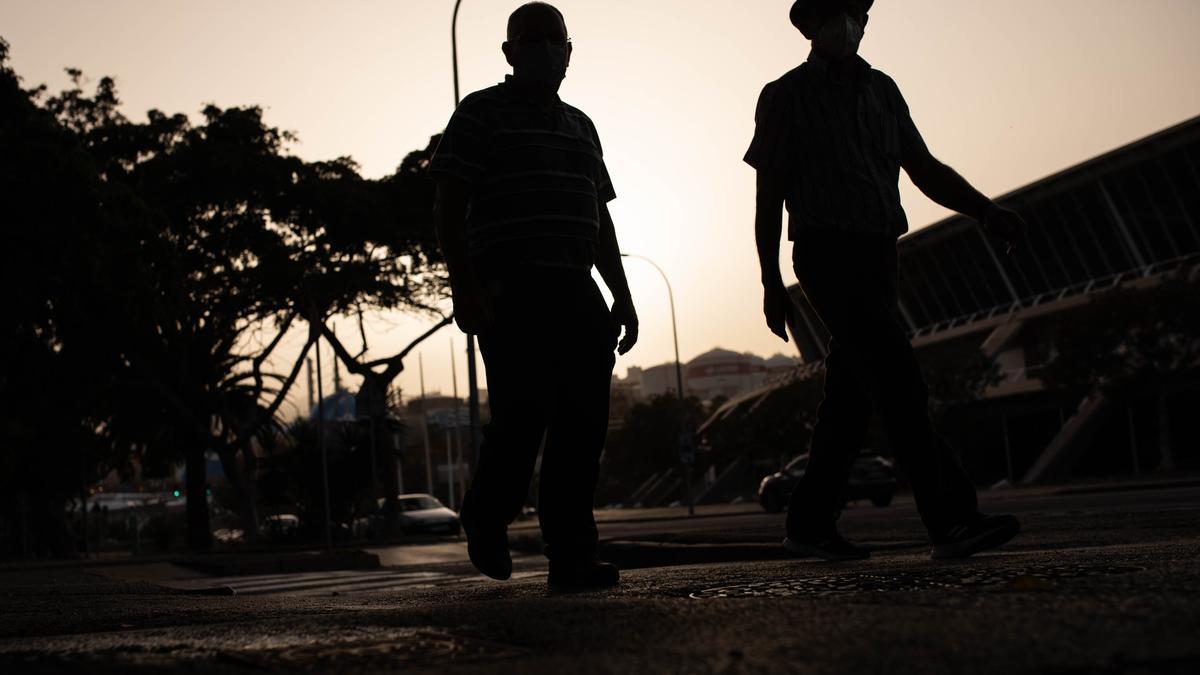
left=902, top=148, right=1027, bottom=252
left=595, top=202, right=638, bottom=355
left=755, top=169, right=791, bottom=342
left=433, top=176, right=490, bottom=333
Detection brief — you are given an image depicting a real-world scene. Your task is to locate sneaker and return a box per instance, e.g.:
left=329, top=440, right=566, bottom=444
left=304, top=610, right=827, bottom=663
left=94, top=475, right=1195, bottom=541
left=783, top=533, right=870, bottom=561
left=547, top=558, right=620, bottom=591
left=459, top=500, right=512, bottom=581
left=931, top=514, right=1020, bottom=559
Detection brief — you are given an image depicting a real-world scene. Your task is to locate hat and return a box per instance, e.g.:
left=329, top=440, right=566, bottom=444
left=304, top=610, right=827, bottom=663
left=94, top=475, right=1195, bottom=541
left=790, top=0, right=874, bottom=37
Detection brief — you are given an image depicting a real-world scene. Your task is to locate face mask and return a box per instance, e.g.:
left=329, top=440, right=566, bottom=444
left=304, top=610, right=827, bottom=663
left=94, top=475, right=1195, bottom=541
left=512, top=42, right=569, bottom=94
left=814, top=13, right=864, bottom=60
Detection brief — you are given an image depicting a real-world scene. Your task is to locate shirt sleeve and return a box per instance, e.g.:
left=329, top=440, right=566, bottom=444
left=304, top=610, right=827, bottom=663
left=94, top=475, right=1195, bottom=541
left=590, top=123, right=617, bottom=203
left=743, top=80, right=796, bottom=172
left=887, top=78, right=930, bottom=166
left=428, top=96, right=490, bottom=185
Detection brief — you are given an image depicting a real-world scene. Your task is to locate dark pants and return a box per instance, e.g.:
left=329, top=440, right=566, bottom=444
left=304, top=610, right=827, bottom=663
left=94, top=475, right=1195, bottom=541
left=787, top=228, right=979, bottom=539
left=464, top=267, right=617, bottom=562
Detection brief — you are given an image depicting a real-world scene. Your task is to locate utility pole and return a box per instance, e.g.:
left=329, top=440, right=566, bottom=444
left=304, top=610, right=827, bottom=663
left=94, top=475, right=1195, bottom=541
left=420, top=353, right=433, bottom=494
left=622, top=253, right=694, bottom=515
left=450, top=338, right=465, bottom=509
left=314, top=339, right=333, bottom=551
left=451, top=0, right=484, bottom=476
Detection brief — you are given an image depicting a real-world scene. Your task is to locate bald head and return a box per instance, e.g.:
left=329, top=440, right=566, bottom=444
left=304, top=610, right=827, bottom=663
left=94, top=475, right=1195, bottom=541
left=507, top=2, right=567, bottom=43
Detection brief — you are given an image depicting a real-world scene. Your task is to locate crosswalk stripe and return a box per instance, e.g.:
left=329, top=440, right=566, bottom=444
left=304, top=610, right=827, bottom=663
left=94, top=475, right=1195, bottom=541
left=227, top=571, right=444, bottom=595
left=283, top=574, right=460, bottom=596
left=193, top=567, right=551, bottom=597
left=201, top=569, right=385, bottom=586
left=219, top=570, right=406, bottom=592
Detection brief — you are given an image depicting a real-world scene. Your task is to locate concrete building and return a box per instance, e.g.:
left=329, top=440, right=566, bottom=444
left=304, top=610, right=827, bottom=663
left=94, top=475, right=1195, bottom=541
left=610, top=350, right=800, bottom=410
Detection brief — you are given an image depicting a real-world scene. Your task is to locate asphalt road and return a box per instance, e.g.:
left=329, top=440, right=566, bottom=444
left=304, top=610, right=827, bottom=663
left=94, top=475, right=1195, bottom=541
left=1, top=484, right=1197, bottom=674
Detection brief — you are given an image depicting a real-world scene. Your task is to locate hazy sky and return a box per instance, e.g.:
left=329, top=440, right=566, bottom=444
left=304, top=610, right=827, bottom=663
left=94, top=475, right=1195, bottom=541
left=4, top=0, right=1199, bottom=416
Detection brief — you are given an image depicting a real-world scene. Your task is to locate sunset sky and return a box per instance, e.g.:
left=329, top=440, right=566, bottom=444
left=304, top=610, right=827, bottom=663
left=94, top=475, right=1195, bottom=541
left=3, top=0, right=1199, bottom=417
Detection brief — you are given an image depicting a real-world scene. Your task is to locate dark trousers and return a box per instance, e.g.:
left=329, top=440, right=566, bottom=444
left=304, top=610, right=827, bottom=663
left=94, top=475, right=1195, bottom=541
left=464, top=267, right=617, bottom=561
left=787, top=228, right=979, bottom=538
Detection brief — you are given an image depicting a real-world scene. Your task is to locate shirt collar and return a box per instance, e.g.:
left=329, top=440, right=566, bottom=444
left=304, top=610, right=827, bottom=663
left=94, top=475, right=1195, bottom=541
left=502, top=75, right=563, bottom=108
left=807, top=48, right=874, bottom=87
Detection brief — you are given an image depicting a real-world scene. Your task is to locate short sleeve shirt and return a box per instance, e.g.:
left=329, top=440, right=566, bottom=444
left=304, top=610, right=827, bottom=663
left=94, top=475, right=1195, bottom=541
left=429, top=77, right=616, bottom=271
left=744, top=51, right=929, bottom=239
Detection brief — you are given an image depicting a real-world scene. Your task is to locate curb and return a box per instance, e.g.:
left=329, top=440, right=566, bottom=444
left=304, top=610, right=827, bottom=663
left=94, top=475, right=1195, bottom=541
left=1053, top=478, right=1200, bottom=496
left=509, top=507, right=765, bottom=532
left=596, top=540, right=793, bottom=569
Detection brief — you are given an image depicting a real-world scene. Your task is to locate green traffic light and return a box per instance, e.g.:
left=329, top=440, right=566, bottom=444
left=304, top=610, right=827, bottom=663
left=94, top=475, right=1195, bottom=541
left=173, top=490, right=181, bottom=498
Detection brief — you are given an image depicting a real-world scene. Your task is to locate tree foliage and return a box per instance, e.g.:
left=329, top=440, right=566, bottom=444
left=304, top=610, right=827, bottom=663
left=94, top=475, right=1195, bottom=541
left=1036, top=271, right=1200, bottom=396
left=0, top=37, right=447, bottom=555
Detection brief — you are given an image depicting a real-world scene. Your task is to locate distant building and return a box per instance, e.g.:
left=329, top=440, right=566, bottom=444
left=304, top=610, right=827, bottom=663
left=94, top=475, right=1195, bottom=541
left=685, top=348, right=797, bottom=402
left=309, top=388, right=357, bottom=422
left=609, top=350, right=801, bottom=412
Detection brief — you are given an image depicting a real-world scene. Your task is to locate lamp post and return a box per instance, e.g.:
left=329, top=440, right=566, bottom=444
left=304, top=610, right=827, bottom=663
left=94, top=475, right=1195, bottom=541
left=621, top=253, right=694, bottom=516
left=450, top=0, right=483, bottom=470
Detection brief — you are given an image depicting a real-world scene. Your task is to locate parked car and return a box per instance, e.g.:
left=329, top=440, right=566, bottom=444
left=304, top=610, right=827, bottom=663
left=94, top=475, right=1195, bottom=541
left=758, top=452, right=897, bottom=513
left=260, top=513, right=300, bottom=541
left=357, top=493, right=461, bottom=538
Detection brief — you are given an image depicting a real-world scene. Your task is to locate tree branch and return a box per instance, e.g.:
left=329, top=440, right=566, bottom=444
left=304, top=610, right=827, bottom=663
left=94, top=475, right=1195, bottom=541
left=223, top=322, right=317, bottom=453
left=382, top=315, right=454, bottom=381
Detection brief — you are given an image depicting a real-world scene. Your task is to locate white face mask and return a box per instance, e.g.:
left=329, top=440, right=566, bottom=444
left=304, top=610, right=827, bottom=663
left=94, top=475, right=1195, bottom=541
left=814, top=13, right=864, bottom=60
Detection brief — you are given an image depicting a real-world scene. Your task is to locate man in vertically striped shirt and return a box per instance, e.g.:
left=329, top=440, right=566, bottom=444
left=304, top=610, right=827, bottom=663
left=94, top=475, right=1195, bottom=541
left=747, top=0, right=1029, bottom=561
left=431, top=2, right=637, bottom=590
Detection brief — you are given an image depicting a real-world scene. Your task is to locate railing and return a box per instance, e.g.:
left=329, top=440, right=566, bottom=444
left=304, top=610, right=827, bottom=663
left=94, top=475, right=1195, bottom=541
left=905, top=251, right=1200, bottom=340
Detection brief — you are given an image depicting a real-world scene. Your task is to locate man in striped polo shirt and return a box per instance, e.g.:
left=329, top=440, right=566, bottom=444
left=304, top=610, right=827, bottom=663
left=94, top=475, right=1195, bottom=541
left=431, top=2, right=637, bottom=590
left=747, top=0, right=1028, bottom=561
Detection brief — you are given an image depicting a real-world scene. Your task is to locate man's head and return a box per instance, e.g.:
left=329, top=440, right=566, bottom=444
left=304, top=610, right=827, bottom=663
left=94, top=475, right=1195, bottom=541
left=503, top=2, right=572, bottom=95
left=790, top=0, right=873, bottom=61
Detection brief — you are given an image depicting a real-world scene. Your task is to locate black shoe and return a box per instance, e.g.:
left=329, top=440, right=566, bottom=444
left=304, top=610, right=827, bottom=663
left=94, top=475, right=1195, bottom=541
left=459, top=501, right=512, bottom=581
left=783, top=533, right=870, bottom=561
left=548, top=558, right=620, bottom=590
left=931, top=514, right=1020, bottom=559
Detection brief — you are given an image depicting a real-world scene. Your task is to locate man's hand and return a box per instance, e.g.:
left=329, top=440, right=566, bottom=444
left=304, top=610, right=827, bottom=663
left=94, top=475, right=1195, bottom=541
left=982, top=205, right=1029, bottom=255
left=450, top=279, right=493, bottom=335
left=763, top=281, right=792, bottom=342
left=611, top=296, right=639, bottom=355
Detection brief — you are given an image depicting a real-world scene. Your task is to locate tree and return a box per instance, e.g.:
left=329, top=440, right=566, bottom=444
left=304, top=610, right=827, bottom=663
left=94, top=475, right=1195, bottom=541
left=2, top=40, right=449, bottom=553
left=1037, top=270, right=1200, bottom=470
left=0, top=38, right=161, bottom=556
left=599, top=395, right=706, bottom=505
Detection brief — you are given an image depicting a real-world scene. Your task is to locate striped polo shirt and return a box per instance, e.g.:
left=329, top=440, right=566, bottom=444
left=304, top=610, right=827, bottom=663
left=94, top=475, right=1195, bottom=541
left=744, top=50, right=929, bottom=239
left=429, top=76, right=615, bottom=271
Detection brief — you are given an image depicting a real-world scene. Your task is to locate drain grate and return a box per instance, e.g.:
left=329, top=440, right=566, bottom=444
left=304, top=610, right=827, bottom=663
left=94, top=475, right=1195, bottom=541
left=689, top=563, right=1143, bottom=598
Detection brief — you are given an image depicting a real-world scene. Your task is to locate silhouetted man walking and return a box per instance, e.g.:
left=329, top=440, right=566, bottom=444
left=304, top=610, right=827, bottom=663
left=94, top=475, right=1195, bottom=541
left=747, top=0, right=1028, bottom=560
left=431, top=2, right=637, bottom=589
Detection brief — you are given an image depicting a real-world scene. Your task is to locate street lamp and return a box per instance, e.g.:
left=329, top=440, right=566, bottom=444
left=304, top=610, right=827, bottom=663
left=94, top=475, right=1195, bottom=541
left=621, top=253, right=694, bottom=516
left=451, top=0, right=483, bottom=470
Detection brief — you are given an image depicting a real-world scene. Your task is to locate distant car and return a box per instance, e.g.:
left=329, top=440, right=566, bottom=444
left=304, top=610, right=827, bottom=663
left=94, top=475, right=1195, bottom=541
left=758, top=452, right=897, bottom=513
left=260, top=513, right=300, bottom=540
left=358, top=493, right=461, bottom=538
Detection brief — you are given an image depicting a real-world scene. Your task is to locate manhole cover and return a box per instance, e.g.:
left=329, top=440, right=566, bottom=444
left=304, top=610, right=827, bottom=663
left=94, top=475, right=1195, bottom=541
left=689, top=563, right=1143, bottom=598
